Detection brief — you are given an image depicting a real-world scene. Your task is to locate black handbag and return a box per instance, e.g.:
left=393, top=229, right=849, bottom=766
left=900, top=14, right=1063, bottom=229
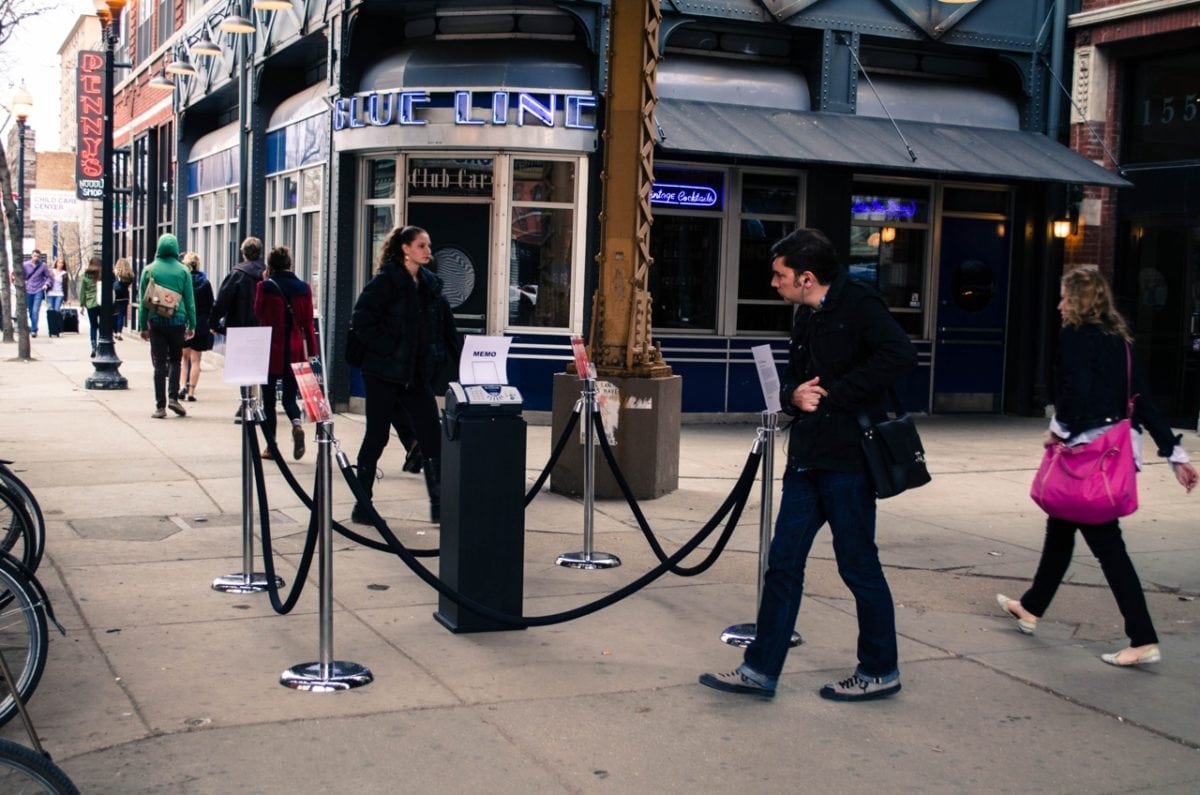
left=345, top=327, right=365, bottom=367
left=856, top=389, right=931, bottom=499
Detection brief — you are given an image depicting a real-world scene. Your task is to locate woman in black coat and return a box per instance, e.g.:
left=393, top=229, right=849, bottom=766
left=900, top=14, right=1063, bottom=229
left=179, top=252, right=215, bottom=401
left=350, top=225, right=460, bottom=525
left=998, top=266, right=1197, bottom=667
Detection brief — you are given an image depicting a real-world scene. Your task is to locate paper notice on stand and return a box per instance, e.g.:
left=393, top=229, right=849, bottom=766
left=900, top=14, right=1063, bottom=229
left=751, top=344, right=782, bottom=414
left=459, top=335, right=512, bottom=385
left=222, top=327, right=272, bottom=386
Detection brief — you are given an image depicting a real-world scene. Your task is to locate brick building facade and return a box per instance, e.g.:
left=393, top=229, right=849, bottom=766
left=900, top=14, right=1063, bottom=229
left=1067, top=0, right=1200, bottom=425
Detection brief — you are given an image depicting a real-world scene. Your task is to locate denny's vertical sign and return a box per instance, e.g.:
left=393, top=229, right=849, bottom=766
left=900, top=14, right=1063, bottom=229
left=76, top=51, right=105, bottom=200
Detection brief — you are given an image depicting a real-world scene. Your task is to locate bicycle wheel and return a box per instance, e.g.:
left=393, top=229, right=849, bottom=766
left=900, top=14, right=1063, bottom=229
left=0, top=486, right=40, bottom=574
left=0, top=465, right=45, bottom=572
left=0, top=560, right=48, bottom=729
left=0, top=739, right=79, bottom=794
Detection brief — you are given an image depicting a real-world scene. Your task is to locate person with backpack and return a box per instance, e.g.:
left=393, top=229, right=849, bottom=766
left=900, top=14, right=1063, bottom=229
left=211, top=237, right=265, bottom=423
left=138, top=234, right=196, bottom=419
left=253, top=246, right=317, bottom=460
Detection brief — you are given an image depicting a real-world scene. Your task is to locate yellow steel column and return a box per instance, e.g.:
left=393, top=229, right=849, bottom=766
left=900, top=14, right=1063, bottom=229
left=588, top=0, right=671, bottom=378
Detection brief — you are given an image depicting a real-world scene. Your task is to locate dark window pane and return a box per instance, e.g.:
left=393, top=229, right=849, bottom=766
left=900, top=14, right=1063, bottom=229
left=649, top=215, right=720, bottom=330
left=739, top=219, right=794, bottom=301
left=742, top=173, right=798, bottom=215
left=943, top=187, right=1009, bottom=215
left=737, top=303, right=793, bottom=333
left=512, top=160, right=574, bottom=203
left=368, top=160, right=395, bottom=199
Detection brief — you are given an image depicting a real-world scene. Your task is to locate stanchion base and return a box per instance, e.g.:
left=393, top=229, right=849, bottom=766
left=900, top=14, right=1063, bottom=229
left=211, top=573, right=286, bottom=593
left=556, top=551, right=621, bottom=569
left=280, top=661, right=373, bottom=692
left=720, top=623, right=802, bottom=648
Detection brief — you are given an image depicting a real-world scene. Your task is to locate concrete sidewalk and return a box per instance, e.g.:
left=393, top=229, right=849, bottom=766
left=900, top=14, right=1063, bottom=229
left=3, top=328, right=1199, bottom=793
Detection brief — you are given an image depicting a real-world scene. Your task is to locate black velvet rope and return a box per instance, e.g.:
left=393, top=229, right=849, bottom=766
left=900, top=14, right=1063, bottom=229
left=524, top=409, right=580, bottom=506
left=337, top=447, right=762, bottom=627
left=593, top=410, right=753, bottom=576
left=256, top=424, right=439, bottom=558
left=247, top=416, right=320, bottom=614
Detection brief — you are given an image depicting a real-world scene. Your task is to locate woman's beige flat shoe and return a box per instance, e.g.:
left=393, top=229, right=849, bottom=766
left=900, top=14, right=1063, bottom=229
left=1100, top=644, right=1161, bottom=667
left=996, top=593, right=1037, bottom=635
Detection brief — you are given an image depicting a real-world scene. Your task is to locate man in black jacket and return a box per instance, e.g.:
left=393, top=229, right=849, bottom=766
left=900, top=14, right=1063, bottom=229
left=211, top=237, right=265, bottom=422
left=211, top=237, right=265, bottom=333
left=701, top=228, right=917, bottom=702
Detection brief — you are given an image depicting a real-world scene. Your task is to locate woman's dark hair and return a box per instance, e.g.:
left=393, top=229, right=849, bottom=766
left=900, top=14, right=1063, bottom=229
left=377, top=225, right=427, bottom=272
left=85, top=256, right=102, bottom=275
left=267, top=245, right=293, bottom=272
left=769, top=228, right=840, bottom=284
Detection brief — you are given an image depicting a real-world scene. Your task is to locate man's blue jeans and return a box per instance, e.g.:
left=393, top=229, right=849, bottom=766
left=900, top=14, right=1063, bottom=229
left=744, top=467, right=898, bottom=681
left=26, top=291, right=44, bottom=334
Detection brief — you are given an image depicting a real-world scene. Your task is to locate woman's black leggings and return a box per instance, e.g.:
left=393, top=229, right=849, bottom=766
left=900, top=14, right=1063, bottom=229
left=357, top=373, right=440, bottom=471
left=1020, top=516, right=1158, bottom=646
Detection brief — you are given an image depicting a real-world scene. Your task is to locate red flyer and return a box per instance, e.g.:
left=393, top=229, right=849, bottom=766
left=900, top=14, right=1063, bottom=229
left=570, top=335, right=594, bottom=381
left=291, top=361, right=332, bottom=423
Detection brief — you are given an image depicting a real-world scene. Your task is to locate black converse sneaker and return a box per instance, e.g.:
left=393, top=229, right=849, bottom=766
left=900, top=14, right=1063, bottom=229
left=819, top=672, right=901, bottom=702
left=698, top=668, right=776, bottom=698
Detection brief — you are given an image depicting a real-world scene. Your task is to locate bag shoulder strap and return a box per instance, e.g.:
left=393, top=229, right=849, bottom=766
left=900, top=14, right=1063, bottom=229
left=856, top=386, right=907, bottom=433
left=1123, top=341, right=1135, bottom=418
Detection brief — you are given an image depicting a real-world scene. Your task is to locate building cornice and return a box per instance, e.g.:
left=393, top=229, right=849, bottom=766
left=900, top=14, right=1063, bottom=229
left=1069, top=0, right=1200, bottom=28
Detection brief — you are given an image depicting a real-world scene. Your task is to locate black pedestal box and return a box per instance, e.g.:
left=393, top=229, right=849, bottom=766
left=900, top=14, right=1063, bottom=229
left=433, top=409, right=526, bottom=633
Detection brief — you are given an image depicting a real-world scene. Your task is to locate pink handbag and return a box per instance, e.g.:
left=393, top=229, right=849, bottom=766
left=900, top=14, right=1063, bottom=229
left=1030, top=344, right=1138, bottom=525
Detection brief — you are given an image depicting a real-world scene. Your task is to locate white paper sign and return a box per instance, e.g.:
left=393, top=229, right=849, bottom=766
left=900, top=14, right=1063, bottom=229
left=751, top=344, right=782, bottom=414
left=222, top=327, right=272, bottom=386
left=459, top=334, right=512, bottom=385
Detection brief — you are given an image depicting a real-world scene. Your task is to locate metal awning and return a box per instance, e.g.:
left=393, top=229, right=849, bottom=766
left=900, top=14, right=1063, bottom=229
left=656, top=99, right=1129, bottom=188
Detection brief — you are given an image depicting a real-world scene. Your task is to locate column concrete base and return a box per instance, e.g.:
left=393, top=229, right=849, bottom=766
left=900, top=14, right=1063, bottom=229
left=549, top=372, right=681, bottom=500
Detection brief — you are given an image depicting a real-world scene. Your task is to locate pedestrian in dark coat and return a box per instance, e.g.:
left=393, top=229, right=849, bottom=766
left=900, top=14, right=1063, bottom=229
left=254, top=246, right=318, bottom=461
left=701, top=227, right=916, bottom=702
left=350, top=225, right=460, bottom=525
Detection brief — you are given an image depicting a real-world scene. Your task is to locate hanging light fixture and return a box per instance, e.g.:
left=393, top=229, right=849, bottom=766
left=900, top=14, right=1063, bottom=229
left=1052, top=219, right=1072, bottom=239
left=166, top=51, right=197, bottom=76
left=148, top=70, right=177, bottom=91
left=880, top=226, right=897, bottom=244
left=191, top=28, right=224, bottom=58
left=218, top=13, right=256, bottom=34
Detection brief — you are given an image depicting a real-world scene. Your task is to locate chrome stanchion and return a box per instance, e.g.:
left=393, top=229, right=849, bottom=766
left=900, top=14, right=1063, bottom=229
left=281, top=421, right=373, bottom=691
left=556, top=379, right=621, bottom=569
left=722, top=411, right=800, bottom=648
left=213, top=385, right=286, bottom=593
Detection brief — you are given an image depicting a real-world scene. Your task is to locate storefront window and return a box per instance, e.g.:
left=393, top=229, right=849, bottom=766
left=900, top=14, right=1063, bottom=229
left=737, top=173, right=799, bottom=333
left=368, top=206, right=394, bottom=267
left=650, top=215, right=721, bottom=331
left=188, top=186, right=238, bottom=284
left=650, top=167, right=724, bottom=331
left=283, top=175, right=298, bottom=211
left=369, top=159, right=395, bottom=199
left=848, top=182, right=930, bottom=336
left=510, top=160, right=575, bottom=328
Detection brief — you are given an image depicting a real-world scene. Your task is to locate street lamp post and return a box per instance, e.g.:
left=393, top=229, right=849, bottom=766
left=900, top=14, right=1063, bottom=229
left=86, top=0, right=129, bottom=390
left=12, top=85, right=32, bottom=249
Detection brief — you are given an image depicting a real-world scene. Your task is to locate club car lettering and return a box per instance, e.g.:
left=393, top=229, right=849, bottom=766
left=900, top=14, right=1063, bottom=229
left=333, top=90, right=597, bottom=132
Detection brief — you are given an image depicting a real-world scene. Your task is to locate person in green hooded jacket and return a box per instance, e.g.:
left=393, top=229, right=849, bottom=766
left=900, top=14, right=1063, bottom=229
left=139, top=234, right=196, bottom=418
